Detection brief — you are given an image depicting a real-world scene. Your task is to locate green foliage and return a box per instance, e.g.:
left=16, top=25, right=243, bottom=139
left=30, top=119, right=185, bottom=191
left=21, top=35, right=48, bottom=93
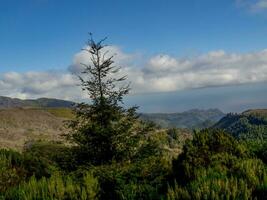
left=166, top=128, right=192, bottom=148
left=2, top=172, right=99, bottom=200
left=173, top=129, right=248, bottom=181
left=45, top=108, right=75, bottom=119
left=0, top=150, right=26, bottom=193
left=169, top=129, right=267, bottom=199
left=255, top=142, right=267, bottom=164
left=0, top=149, right=53, bottom=193
left=89, top=155, right=171, bottom=200
left=0, top=148, right=56, bottom=193
left=167, top=176, right=253, bottom=200
left=214, top=113, right=267, bottom=140
left=23, top=140, right=76, bottom=171
left=2, top=122, right=267, bottom=199
left=140, top=109, right=224, bottom=129
left=245, top=140, right=267, bottom=165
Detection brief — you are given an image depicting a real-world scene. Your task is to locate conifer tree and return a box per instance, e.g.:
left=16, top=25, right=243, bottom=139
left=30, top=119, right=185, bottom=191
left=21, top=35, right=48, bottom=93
left=67, top=34, right=154, bottom=165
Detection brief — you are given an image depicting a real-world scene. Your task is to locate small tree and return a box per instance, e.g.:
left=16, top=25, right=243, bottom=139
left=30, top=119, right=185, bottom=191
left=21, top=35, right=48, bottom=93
left=67, top=34, right=155, bottom=165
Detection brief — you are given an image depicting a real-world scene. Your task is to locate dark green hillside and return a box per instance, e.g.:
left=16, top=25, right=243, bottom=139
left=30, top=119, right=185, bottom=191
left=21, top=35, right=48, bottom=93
left=168, top=129, right=267, bottom=199
left=214, top=109, right=267, bottom=140
left=140, top=109, right=225, bottom=129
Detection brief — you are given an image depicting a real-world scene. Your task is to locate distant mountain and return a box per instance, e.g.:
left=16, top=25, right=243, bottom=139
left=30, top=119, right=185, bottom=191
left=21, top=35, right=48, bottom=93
left=140, top=109, right=225, bottom=129
left=214, top=109, right=267, bottom=140
left=0, top=96, right=74, bottom=108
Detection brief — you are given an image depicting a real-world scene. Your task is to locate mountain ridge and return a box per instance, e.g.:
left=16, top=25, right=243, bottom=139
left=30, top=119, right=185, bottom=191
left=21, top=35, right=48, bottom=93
left=0, top=96, right=74, bottom=108
left=213, top=109, right=267, bottom=140
left=140, top=108, right=225, bottom=129
left=0, top=96, right=245, bottom=131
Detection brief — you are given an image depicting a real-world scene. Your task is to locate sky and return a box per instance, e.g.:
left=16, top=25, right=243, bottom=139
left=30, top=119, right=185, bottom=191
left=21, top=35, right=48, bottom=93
left=0, top=0, right=267, bottom=113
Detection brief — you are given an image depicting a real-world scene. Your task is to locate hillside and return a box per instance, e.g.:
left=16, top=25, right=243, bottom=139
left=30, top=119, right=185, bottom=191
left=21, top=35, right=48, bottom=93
left=140, top=109, right=225, bottom=129
left=243, top=109, right=267, bottom=118
left=214, top=109, right=267, bottom=140
left=0, top=96, right=74, bottom=108
left=0, top=108, right=73, bottom=150
left=0, top=106, right=217, bottom=150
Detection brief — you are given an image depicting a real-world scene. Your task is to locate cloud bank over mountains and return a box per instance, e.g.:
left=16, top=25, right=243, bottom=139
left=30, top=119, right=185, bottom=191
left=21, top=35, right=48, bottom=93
left=1, top=46, right=267, bottom=101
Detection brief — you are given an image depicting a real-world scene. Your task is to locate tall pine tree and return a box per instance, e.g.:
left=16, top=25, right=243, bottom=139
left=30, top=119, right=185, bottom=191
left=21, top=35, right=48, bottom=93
left=67, top=34, right=155, bottom=165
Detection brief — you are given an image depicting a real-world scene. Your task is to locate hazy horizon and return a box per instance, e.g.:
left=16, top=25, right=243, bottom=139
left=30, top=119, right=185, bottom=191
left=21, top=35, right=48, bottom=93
left=2, top=81, right=267, bottom=113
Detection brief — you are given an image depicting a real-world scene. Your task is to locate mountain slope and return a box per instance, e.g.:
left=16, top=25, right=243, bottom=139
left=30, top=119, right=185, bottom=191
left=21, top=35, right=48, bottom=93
left=0, top=96, right=74, bottom=108
left=214, top=109, right=267, bottom=140
left=140, top=109, right=225, bottom=129
left=0, top=108, right=73, bottom=150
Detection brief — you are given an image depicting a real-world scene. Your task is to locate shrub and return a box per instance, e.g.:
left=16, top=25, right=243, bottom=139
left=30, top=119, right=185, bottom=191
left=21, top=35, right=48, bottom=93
left=169, top=129, right=267, bottom=199
left=0, top=150, right=26, bottom=193
left=2, top=172, right=99, bottom=200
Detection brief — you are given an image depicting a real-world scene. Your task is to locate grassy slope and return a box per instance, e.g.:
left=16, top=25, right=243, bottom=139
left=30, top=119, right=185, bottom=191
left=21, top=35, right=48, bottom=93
left=0, top=108, right=73, bottom=150
left=243, top=109, right=267, bottom=118
left=0, top=107, right=193, bottom=155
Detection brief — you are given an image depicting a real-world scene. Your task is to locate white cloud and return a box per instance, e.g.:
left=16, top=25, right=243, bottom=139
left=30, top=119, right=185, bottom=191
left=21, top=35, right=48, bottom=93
left=236, top=0, right=267, bottom=12
left=125, top=49, right=267, bottom=93
left=252, top=0, right=267, bottom=11
left=0, top=71, right=83, bottom=101
left=148, top=55, right=179, bottom=71
left=68, top=45, right=134, bottom=74
left=1, top=47, right=267, bottom=100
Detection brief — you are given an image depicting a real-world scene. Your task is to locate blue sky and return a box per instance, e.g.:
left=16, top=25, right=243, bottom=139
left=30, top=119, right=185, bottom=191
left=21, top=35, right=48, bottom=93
left=0, top=0, right=267, bottom=112
left=1, top=0, right=267, bottom=71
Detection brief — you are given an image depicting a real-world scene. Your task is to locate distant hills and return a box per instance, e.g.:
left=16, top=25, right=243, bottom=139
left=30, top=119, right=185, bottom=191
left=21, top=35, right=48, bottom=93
left=214, top=109, right=267, bottom=140
left=140, top=109, right=225, bottom=129
left=0, top=95, right=266, bottom=150
left=0, top=96, right=226, bottom=129
left=0, top=107, right=213, bottom=150
left=2, top=95, right=267, bottom=141
left=0, top=96, right=74, bottom=108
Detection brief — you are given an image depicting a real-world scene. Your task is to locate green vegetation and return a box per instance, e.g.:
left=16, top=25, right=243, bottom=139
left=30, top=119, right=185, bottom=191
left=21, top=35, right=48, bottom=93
left=2, top=127, right=267, bottom=199
left=168, top=129, right=267, bottom=199
left=45, top=108, right=75, bottom=119
left=140, top=108, right=225, bottom=129
left=1, top=37, right=267, bottom=199
left=4, top=172, right=99, bottom=200
left=214, top=111, right=267, bottom=140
